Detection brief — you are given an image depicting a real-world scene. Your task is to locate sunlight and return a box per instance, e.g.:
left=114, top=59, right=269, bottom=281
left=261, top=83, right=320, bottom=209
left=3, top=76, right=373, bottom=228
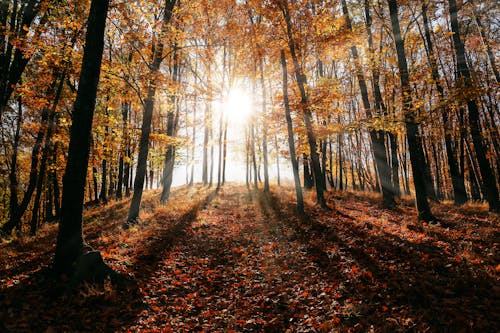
left=222, top=88, right=253, bottom=125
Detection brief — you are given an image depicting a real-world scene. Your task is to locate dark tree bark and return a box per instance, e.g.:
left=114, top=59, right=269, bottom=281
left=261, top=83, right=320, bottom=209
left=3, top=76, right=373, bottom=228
left=54, top=0, right=110, bottom=274
left=0, top=0, right=43, bottom=118
left=279, top=0, right=326, bottom=207
left=388, top=0, right=435, bottom=221
left=303, top=154, right=314, bottom=189
left=448, top=0, right=499, bottom=212
left=127, top=0, right=177, bottom=222
left=420, top=0, right=467, bottom=204
left=281, top=50, right=304, bottom=214
left=260, top=57, right=270, bottom=193
left=30, top=70, right=66, bottom=234
left=344, top=0, right=395, bottom=207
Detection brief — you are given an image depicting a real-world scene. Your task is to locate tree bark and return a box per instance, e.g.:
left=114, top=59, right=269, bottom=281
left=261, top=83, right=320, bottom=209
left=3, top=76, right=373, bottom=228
left=280, top=0, right=326, bottom=207
left=127, top=0, right=177, bottom=222
left=388, top=0, right=434, bottom=221
left=281, top=50, right=304, bottom=214
left=344, top=0, right=395, bottom=207
left=54, top=0, right=110, bottom=274
left=448, top=0, right=499, bottom=212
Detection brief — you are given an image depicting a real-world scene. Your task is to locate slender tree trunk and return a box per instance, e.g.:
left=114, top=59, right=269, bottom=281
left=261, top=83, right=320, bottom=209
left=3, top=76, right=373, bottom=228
left=250, top=122, right=259, bottom=190
left=202, top=104, right=209, bottom=185
left=222, top=118, right=228, bottom=184
left=448, top=0, right=499, bottom=212
left=4, top=97, right=22, bottom=235
left=209, top=107, right=214, bottom=187
left=275, top=135, right=280, bottom=186
left=127, top=0, right=177, bottom=222
left=344, top=0, right=395, bottom=207
left=280, top=1, right=326, bottom=207
left=338, top=130, right=343, bottom=191
left=260, top=57, right=270, bottom=193
left=281, top=50, right=304, bottom=214
left=116, top=102, right=129, bottom=200
left=389, top=133, right=401, bottom=196
left=190, top=99, right=196, bottom=186
left=388, top=0, right=434, bottom=221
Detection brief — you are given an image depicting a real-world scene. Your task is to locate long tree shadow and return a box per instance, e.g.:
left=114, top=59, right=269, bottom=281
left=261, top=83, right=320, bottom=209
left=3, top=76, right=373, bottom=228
left=257, top=190, right=500, bottom=332
left=0, top=189, right=217, bottom=332
left=131, top=189, right=217, bottom=282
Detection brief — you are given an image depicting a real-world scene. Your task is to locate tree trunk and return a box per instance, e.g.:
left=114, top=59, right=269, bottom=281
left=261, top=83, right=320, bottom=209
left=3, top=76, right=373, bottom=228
left=281, top=50, right=304, bottom=214
left=275, top=135, right=280, bottom=186
left=280, top=0, right=326, bottom=207
left=202, top=103, right=209, bottom=185
left=388, top=0, right=434, bottom=221
left=54, top=0, right=110, bottom=274
left=260, top=57, right=270, bottom=192
left=448, top=0, right=499, bottom=212
left=127, top=0, right=177, bottom=222
left=344, top=0, right=395, bottom=207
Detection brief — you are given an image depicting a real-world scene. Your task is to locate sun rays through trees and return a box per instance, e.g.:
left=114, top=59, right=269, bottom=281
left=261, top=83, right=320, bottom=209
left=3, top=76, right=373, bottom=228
left=0, top=0, right=499, bottom=331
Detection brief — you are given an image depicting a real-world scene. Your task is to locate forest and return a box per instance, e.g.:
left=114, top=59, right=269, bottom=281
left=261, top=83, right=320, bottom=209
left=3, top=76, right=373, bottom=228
left=0, top=0, right=499, bottom=331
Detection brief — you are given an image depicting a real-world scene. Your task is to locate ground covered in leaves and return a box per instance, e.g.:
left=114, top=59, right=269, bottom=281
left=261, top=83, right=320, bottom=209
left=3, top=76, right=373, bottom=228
left=1, top=184, right=499, bottom=332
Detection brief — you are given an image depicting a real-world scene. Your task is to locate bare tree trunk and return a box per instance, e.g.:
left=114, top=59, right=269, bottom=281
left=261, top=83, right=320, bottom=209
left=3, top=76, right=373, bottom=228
left=127, top=0, right=177, bottom=222
left=280, top=1, right=326, bottom=207
left=448, top=0, right=499, bottom=212
left=202, top=103, right=209, bottom=185
left=388, top=0, right=434, bottom=221
left=54, top=0, right=110, bottom=274
left=343, top=0, right=395, bottom=207
left=259, top=58, right=270, bottom=192
left=275, top=135, right=280, bottom=186
left=281, top=49, right=304, bottom=213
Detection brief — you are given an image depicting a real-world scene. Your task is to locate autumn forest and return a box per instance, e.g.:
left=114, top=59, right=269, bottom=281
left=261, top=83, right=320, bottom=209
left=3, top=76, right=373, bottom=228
left=0, top=0, right=499, bottom=331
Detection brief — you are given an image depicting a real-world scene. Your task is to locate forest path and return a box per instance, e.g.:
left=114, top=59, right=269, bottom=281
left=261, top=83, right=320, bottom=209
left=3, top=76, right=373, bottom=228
left=126, top=184, right=499, bottom=332
left=1, top=184, right=498, bottom=332
left=130, top=185, right=326, bottom=332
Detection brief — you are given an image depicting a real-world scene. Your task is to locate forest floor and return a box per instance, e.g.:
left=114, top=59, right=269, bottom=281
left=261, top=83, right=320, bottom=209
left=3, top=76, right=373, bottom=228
left=0, top=184, right=499, bottom=332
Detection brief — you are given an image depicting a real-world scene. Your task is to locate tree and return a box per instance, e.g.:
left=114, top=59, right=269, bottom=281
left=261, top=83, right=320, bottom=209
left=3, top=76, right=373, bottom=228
left=278, top=0, right=326, bottom=208
left=127, top=0, right=177, bottom=223
left=387, top=0, right=434, bottom=221
left=448, top=0, right=499, bottom=213
left=54, top=0, right=110, bottom=274
left=342, top=0, right=395, bottom=208
left=281, top=49, right=304, bottom=214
